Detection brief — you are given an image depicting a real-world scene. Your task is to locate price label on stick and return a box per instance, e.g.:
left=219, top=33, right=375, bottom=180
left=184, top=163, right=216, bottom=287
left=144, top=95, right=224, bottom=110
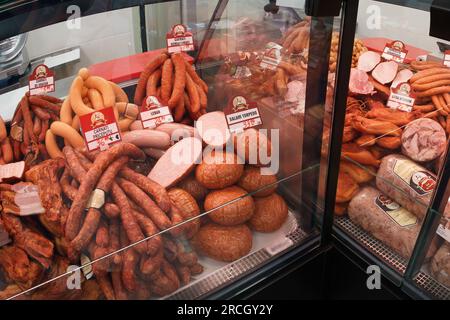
left=387, top=82, right=415, bottom=112
left=260, top=42, right=283, bottom=71
left=80, top=107, right=122, bottom=152
left=166, top=24, right=194, bottom=54
left=381, top=40, right=408, bottom=64
left=28, top=64, right=55, bottom=96
left=224, top=95, right=263, bottom=133
left=140, top=96, right=174, bottom=129
left=444, top=50, right=450, bottom=68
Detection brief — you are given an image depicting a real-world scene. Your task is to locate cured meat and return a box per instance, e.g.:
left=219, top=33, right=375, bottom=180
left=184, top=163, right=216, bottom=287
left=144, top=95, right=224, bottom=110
left=0, top=161, right=25, bottom=184
left=357, top=51, right=381, bottom=72
left=195, top=111, right=231, bottom=147
left=148, top=137, right=203, bottom=188
left=401, top=118, right=446, bottom=162
left=376, top=154, right=447, bottom=220
left=349, top=68, right=374, bottom=95
left=391, top=69, right=414, bottom=88
left=372, top=61, right=398, bottom=85
left=0, top=183, right=45, bottom=216
left=348, top=186, right=437, bottom=259
left=430, top=242, right=450, bottom=288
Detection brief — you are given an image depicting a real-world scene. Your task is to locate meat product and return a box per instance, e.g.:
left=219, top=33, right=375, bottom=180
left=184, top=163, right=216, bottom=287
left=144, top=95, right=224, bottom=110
left=195, top=150, right=244, bottom=189
left=178, top=174, right=209, bottom=202
left=238, top=166, right=278, bottom=197
left=349, top=68, right=374, bottom=95
left=0, top=246, right=42, bottom=289
left=357, top=51, right=381, bottom=72
left=430, top=242, right=450, bottom=288
left=335, top=171, right=359, bottom=203
left=168, top=188, right=201, bottom=238
left=191, top=223, right=253, bottom=262
left=391, top=69, right=414, bottom=88
left=143, top=147, right=165, bottom=159
left=341, top=143, right=381, bottom=167
left=401, top=118, right=446, bottom=162
left=340, top=160, right=375, bottom=184
left=234, top=128, right=272, bottom=167
left=376, top=154, right=444, bottom=220
left=148, top=137, right=202, bottom=188
left=0, top=183, right=45, bottom=216
left=348, top=186, right=435, bottom=259
left=249, top=193, right=288, bottom=232
left=122, top=130, right=171, bottom=149
left=204, top=186, right=254, bottom=226
left=372, top=61, right=398, bottom=85
left=155, top=123, right=196, bottom=141
left=195, top=111, right=231, bottom=147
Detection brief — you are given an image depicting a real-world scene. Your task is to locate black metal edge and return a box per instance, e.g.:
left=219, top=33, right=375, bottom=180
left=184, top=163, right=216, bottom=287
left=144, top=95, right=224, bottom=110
left=403, top=133, right=450, bottom=287
left=401, top=278, right=434, bottom=300
left=332, top=225, right=404, bottom=287
left=331, top=232, right=412, bottom=299
left=139, top=4, right=148, bottom=52
left=0, top=0, right=177, bottom=43
left=300, top=16, right=333, bottom=232
left=319, top=0, right=359, bottom=245
left=193, top=0, right=229, bottom=65
left=201, top=235, right=323, bottom=300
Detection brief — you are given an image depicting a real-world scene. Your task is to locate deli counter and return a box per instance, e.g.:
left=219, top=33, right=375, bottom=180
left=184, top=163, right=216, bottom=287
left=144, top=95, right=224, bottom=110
left=0, top=0, right=448, bottom=300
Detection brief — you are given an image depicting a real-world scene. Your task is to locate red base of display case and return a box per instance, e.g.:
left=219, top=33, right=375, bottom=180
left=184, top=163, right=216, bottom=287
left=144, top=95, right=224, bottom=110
left=88, top=50, right=194, bottom=83
left=362, top=37, right=429, bottom=63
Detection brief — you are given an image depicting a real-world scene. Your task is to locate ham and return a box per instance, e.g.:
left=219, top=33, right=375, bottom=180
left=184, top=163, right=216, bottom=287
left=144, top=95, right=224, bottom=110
left=357, top=51, right=381, bottom=72
left=1, top=182, right=45, bottom=216
left=349, top=68, right=374, bottom=95
left=148, top=137, right=203, bottom=188
left=372, top=61, right=398, bottom=85
left=0, top=161, right=25, bottom=184
left=391, top=69, right=414, bottom=88
left=401, top=118, right=447, bottom=162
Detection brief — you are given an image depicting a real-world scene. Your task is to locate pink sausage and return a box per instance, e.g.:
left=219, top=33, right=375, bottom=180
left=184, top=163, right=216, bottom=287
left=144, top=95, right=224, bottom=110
left=122, top=130, right=171, bottom=149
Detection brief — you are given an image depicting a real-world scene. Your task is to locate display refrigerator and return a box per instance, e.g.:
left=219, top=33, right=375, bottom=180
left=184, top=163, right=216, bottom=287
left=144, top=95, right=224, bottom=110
left=331, top=0, right=450, bottom=300
left=0, top=0, right=448, bottom=301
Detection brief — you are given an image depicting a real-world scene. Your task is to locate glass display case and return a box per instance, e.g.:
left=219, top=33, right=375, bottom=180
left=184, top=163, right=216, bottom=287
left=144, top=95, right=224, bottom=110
left=0, top=0, right=353, bottom=300
left=331, top=0, right=450, bottom=300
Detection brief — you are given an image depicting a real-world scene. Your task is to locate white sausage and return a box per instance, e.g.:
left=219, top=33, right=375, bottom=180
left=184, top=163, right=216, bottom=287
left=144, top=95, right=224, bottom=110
left=122, top=130, right=171, bottom=149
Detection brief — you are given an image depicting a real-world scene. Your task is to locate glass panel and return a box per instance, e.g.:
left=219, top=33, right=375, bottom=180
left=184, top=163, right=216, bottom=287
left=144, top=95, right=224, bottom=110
left=333, top=0, right=450, bottom=298
left=0, top=0, right=337, bottom=300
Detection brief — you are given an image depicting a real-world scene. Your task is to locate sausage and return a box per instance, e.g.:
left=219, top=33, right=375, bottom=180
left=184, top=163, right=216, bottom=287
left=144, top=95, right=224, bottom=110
left=96, top=274, right=115, bottom=300
left=85, top=76, right=116, bottom=109
left=60, top=168, right=77, bottom=201
left=155, top=123, right=195, bottom=140
left=376, top=154, right=447, bottom=220
left=45, top=131, right=64, bottom=159
left=30, top=105, right=51, bottom=120
left=97, top=156, right=129, bottom=192
left=60, top=99, right=73, bottom=124
left=104, top=202, right=120, bottom=219
left=0, top=117, right=7, bottom=142
left=130, top=120, right=144, bottom=131
left=78, top=67, right=90, bottom=80
left=146, top=69, right=162, bottom=97
left=111, top=271, right=128, bottom=300
left=109, top=81, right=129, bottom=103
left=131, top=209, right=162, bottom=255
left=122, top=129, right=171, bottom=149
left=416, top=86, right=450, bottom=98
left=410, top=68, right=450, bottom=83
left=143, top=147, right=166, bottom=159
left=109, top=218, right=122, bottom=265
left=33, top=117, right=41, bottom=136
left=121, top=248, right=139, bottom=292
left=63, top=146, right=87, bottom=182
left=348, top=186, right=438, bottom=259
left=21, top=96, right=37, bottom=144
left=96, top=220, right=110, bottom=248
left=87, top=88, right=105, bottom=110
left=28, top=96, right=60, bottom=113
left=168, top=53, right=186, bottom=109
left=50, top=121, right=85, bottom=149
left=134, top=52, right=168, bottom=106
left=1, top=138, right=13, bottom=164
left=184, top=60, right=208, bottom=93
left=161, top=59, right=173, bottom=103
left=148, top=137, right=203, bottom=188
left=120, top=166, right=171, bottom=213
left=185, top=73, right=200, bottom=113
left=36, top=94, right=63, bottom=104
left=69, top=76, right=95, bottom=116
left=111, top=183, right=147, bottom=254
left=376, top=136, right=401, bottom=149
left=117, top=178, right=171, bottom=231
left=140, top=249, right=164, bottom=278
left=65, top=143, right=145, bottom=240
left=174, top=95, right=186, bottom=122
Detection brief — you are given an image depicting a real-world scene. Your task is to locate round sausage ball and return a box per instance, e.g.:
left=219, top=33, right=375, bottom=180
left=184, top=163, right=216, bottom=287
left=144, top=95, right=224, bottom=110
left=249, top=193, right=288, bottom=232
left=195, top=150, right=244, bottom=189
left=178, top=174, right=209, bottom=202
left=204, top=186, right=255, bottom=226
left=191, top=223, right=253, bottom=262
left=238, top=166, right=277, bottom=197
left=234, top=128, right=272, bottom=167
left=168, top=188, right=201, bottom=238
